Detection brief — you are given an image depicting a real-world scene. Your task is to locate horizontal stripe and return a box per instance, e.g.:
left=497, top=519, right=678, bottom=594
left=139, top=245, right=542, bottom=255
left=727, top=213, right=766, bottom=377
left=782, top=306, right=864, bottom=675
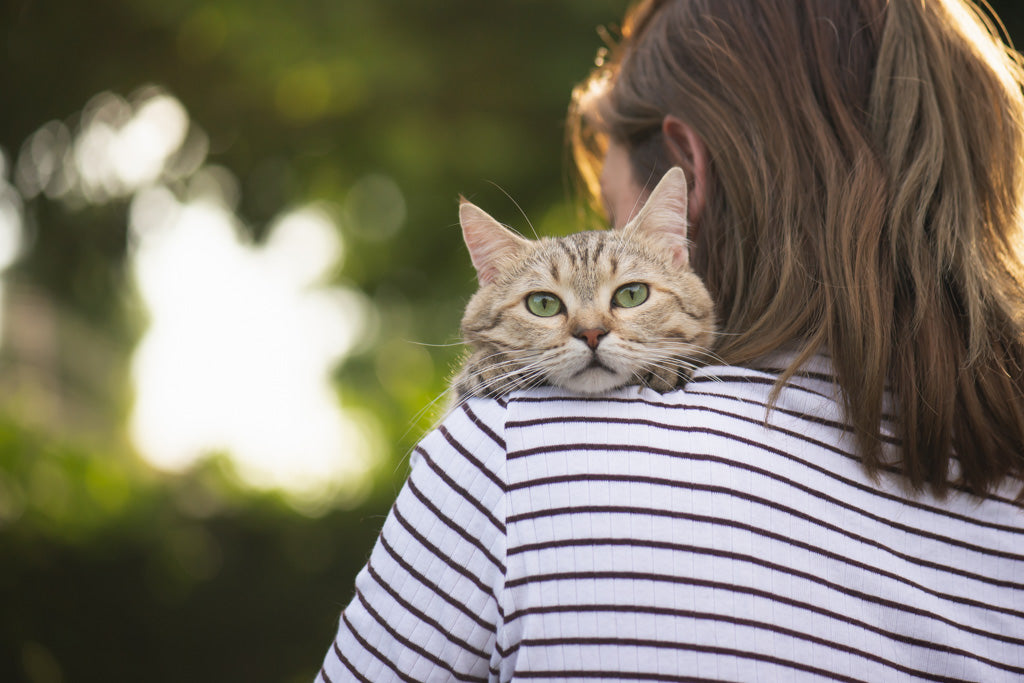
left=508, top=372, right=832, bottom=403
left=508, top=411, right=1022, bottom=527
left=691, top=388, right=899, bottom=441
left=507, top=536, right=1024, bottom=628
left=511, top=643, right=867, bottom=683
left=686, top=372, right=833, bottom=399
left=507, top=390, right=1021, bottom=509
left=505, top=636, right=976, bottom=683
left=506, top=497, right=1024, bottom=594
left=500, top=602, right=1024, bottom=677
left=503, top=413, right=1021, bottom=536
left=505, top=442, right=1024, bottom=563
left=510, top=391, right=858, bottom=437
left=503, top=570, right=1024, bottom=648
left=322, top=357, right=1024, bottom=681
left=513, top=676, right=724, bottom=683
left=413, top=445, right=504, bottom=533
left=682, top=389, right=1018, bottom=503
left=509, top=402, right=883, bottom=462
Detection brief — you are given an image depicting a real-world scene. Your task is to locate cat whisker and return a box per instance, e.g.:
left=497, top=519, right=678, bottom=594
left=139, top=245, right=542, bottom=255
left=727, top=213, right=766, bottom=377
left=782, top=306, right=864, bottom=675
left=621, top=166, right=661, bottom=231
left=398, top=388, right=460, bottom=451
left=457, top=349, right=541, bottom=377
left=645, top=351, right=727, bottom=385
left=640, top=339, right=726, bottom=366
left=406, top=340, right=468, bottom=348
left=485, top=180, right=539, bottom=240
left=404, top=352, right=550, bottom=441
left=454, top=170, right=718, bottom=399
left=457, top=355, right=551, bottom=400
left=641, top=355, right=727, bottom=386
left=631, top=370, right=657, bottom=391
left=470, top=352, right=549, bottom=377
left=455, top=370, right=541, bottom=405
left=647, top=346, right=707, bottom=367
left=640, top=347, right=708, bottom=369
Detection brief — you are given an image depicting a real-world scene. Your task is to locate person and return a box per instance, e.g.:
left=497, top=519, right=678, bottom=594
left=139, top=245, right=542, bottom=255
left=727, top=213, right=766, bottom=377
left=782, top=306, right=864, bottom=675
left=317, top=0, right=1024, bottom=680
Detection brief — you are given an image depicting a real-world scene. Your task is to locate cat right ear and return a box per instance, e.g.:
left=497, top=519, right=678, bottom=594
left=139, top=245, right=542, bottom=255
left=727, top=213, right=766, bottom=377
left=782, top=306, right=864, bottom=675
left=459, top=198, right=530, bottom=285
left=624, top=167, right=691, bottom=268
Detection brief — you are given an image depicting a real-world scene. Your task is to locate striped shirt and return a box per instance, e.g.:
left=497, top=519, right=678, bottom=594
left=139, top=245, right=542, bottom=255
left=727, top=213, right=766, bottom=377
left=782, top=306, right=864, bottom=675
left=317, top=355, right=1024, bottom=682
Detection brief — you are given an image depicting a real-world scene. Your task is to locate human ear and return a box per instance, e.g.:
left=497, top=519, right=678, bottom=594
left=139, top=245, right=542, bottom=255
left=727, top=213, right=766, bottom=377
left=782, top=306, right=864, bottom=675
left=662, top=115, right=708, bottom=227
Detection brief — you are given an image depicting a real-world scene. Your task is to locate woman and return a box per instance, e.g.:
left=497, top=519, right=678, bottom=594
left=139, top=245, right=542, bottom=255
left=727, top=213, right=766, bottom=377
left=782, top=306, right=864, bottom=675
left=318, top=1, right=1024, bottom=680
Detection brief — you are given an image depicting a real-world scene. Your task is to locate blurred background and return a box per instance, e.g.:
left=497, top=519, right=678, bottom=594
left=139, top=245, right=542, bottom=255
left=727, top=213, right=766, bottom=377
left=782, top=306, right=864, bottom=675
left=2, top=1, right=1024, bottom=681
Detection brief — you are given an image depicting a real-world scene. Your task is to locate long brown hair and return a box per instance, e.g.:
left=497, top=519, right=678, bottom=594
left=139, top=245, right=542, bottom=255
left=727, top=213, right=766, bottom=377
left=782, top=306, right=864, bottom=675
left=570, top=0, right=1024, bottom=500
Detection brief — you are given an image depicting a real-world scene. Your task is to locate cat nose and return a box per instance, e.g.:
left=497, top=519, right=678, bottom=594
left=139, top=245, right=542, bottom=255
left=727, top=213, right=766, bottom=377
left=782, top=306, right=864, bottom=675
left=576, top=327, right=608, bottom=349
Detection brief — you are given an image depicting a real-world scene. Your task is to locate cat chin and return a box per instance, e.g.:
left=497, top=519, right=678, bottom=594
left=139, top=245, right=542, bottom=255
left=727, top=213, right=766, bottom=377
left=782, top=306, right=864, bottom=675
left=554, top=367, right=631, bottom=394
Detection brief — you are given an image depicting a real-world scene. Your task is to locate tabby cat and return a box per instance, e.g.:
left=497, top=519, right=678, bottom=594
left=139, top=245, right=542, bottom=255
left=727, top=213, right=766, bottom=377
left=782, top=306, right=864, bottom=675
left=452, top=167, right=717, bottom=399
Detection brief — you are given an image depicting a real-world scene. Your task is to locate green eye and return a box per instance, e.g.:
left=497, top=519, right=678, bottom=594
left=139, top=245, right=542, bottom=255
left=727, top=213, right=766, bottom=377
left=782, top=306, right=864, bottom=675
left=613, top=283, right=649, bottom=308
left=526, top=292, right=563, bottom=317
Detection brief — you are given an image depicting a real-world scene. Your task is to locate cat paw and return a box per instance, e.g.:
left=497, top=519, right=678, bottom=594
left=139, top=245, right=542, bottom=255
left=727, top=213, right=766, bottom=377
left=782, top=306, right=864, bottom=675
left=644, top=369, right=682, bottom=393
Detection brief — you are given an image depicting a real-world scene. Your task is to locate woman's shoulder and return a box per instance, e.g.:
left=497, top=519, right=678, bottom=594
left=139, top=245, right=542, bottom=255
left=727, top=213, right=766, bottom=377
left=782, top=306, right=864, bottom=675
left=435, top=352, right=862, bottom=496
left=411, top=397, right=509, bottom=490
left=497, top=353, right=874, bottom=495
left=502, top=353, right=850, bottom=433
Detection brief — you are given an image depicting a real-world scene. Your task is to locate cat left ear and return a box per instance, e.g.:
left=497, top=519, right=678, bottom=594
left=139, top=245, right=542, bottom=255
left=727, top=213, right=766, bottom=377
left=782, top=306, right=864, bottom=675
left=459, top=198, right=531, bottom=285
left=623, top=167, right=691, bottom=268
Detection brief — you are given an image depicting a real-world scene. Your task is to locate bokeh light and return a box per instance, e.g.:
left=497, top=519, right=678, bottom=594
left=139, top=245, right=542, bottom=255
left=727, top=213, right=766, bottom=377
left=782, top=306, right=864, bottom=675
left=128, top=185, right=378, bottom=506
left=344, top=173, right=407, bottom=241
left=8, top=85, right=386, bottom=507
left=16, top=87, right=193, bottom=205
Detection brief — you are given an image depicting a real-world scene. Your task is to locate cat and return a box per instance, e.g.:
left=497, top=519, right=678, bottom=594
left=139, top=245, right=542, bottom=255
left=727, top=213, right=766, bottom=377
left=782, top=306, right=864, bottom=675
left=452, top=167, right=717, bottom=399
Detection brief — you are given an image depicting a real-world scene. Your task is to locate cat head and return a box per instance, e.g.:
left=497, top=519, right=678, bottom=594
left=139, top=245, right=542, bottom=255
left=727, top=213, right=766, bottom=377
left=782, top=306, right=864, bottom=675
left=457, top=167, right=716, bottom=395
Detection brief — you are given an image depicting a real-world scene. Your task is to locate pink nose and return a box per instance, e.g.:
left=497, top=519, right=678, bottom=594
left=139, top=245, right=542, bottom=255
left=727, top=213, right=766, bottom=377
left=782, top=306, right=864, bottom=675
left=577, top=328, right=607, bottom=349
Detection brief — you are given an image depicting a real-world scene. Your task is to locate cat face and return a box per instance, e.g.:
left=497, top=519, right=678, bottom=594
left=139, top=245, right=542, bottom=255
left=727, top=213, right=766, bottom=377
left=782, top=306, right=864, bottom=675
left=461, top=230, right=714, bottom=393
left=455, top=168, right=717, bottom=397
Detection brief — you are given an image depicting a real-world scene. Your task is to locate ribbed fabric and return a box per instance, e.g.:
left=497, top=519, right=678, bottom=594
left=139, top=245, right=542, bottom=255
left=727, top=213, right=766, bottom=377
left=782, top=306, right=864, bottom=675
left=318, top=356, right=1024, bottom=682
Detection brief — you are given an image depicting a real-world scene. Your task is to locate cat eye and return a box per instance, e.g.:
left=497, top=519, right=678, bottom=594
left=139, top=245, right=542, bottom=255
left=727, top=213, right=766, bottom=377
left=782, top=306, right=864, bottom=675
left=613, top=283, right=649, bottom=308
left=526, top=292, right=563, bottom=317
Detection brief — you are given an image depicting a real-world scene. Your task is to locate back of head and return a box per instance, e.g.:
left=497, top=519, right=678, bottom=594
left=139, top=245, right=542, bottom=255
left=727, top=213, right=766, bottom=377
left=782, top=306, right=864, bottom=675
left=570, top=0, right=1024, bottom=499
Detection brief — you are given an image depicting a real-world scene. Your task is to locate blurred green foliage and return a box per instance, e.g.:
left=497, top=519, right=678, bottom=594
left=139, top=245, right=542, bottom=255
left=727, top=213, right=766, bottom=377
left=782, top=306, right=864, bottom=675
left=1, top=0, right=630, bottom=680
left=2, top=0, right=1024, bottom=681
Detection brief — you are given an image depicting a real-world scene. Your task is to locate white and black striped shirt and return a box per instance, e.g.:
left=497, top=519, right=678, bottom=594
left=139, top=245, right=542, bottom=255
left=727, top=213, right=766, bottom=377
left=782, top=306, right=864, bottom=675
left=318, top=356, right=1024, bottom=682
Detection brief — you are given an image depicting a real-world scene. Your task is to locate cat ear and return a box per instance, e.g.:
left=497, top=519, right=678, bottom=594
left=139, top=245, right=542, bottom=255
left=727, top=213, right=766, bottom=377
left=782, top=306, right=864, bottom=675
left=624, top=167, right=691, bottom=268
left=459, top=198, right=531, bottom=285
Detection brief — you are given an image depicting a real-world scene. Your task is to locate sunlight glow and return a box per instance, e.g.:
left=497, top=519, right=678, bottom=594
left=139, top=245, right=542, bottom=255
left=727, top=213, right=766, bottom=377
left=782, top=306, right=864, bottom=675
left=0, top=149, right=24, bottom=348
left=941, top=0, right=1019, bottom=94
left=128, top=184, right=377, bottom=504
left=10, top=86, right=381, bottom=507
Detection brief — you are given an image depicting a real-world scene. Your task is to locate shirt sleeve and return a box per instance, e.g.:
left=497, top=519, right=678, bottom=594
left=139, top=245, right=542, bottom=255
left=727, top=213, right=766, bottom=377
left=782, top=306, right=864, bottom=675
left=317, top=398, right=508, bottom=683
